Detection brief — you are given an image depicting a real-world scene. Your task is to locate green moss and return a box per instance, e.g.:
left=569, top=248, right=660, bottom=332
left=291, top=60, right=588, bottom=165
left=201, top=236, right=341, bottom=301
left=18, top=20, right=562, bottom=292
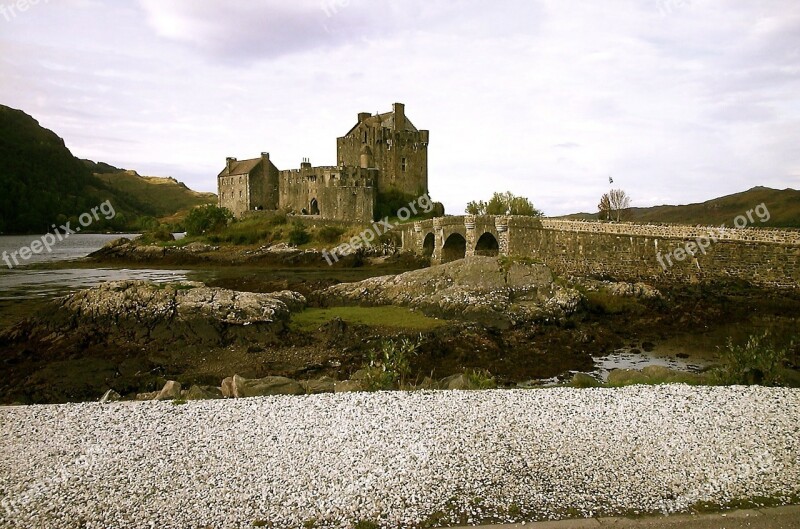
left=291, top=306, right=446, bottom=332
left=583, top=290, right=646, bottom=315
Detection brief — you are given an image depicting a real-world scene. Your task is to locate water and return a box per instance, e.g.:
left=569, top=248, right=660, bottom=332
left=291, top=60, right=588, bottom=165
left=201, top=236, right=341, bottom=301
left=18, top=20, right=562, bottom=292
left=0, top=234, right=190, bottom=301
left=0, top=234, right=134, bottom=267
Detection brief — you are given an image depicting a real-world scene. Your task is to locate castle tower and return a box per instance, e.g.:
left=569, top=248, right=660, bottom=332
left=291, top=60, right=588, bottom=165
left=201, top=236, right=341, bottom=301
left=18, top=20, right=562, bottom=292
left=336, top=102, right=429, bottom=197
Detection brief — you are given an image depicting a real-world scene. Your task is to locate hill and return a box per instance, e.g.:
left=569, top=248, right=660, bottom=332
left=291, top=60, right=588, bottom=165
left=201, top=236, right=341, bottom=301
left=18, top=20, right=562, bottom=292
left=560, top=187, right=800, bottom=228
left=0, top=104, right=216, bottom=234
left=81, top=161, right=217, bottom=227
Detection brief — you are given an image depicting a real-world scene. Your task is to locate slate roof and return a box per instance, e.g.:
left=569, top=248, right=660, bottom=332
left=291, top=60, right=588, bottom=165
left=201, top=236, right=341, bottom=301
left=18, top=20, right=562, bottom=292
left=218, top=158, right=262, bottom=178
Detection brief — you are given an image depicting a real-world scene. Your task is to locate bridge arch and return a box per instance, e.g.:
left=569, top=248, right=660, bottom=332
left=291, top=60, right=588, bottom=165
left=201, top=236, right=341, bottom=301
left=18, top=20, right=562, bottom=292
left=442, top=233, right=467, bottom=263
left=475, top=232, right=500, bottom=257
left=422, top=232, right=435, bottom=257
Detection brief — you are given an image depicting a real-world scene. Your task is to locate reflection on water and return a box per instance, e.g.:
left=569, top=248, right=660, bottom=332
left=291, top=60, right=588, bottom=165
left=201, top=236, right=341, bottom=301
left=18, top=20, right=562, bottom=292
left=589, top=347, right=711, bottom=381
left=0, top=268, right=192, bottom=301
left=0, top=234, right=192, bottom=301
left=0, top=234, right=139, bottom=267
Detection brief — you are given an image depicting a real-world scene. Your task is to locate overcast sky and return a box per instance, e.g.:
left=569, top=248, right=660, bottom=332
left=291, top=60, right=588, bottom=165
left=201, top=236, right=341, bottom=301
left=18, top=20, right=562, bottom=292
left=1, top=0, right=798, bottom=215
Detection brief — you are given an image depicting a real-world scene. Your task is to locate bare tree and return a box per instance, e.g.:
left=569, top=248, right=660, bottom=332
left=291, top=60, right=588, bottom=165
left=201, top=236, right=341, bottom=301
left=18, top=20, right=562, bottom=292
left=598, top=189, right=631, bottom=221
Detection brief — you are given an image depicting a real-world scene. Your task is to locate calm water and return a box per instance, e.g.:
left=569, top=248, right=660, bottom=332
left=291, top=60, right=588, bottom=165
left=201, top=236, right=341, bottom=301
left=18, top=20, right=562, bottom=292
left=0, top=234, right=190, bottom=300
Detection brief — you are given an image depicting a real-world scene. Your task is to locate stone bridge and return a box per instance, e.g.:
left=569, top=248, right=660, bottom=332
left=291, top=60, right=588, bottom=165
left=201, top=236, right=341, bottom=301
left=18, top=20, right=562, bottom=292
left=398, top=216, right=800, bottom=289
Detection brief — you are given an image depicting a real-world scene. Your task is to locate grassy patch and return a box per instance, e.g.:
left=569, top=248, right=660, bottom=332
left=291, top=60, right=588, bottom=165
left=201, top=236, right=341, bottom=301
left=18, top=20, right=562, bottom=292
left=291, top=306, right=446, bottom=332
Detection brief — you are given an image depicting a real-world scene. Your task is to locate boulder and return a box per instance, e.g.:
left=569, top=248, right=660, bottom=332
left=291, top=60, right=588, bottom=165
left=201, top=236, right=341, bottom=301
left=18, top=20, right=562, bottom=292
left=301, top=376, right=336, bottom=394
left=571, top=373, right=601, bottom=388
left=99, top=389, right=121, bottom=404
left=441, top=374, right=470, bottom=390
left=221, top=377, right=235, bottom=398
left=135, top=391, right=159, bottom=401
left=231, top=375, right=304, bottom=398
left=155, top=380, right=182, bottom=401
left=186, top=385, right=223, bottom=400
left=334, top=380, right=363, bottom=393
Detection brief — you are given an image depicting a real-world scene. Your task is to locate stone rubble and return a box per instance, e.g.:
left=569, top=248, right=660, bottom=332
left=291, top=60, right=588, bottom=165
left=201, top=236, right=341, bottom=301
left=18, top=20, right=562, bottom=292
left=1, top=385, right=798, bottom=529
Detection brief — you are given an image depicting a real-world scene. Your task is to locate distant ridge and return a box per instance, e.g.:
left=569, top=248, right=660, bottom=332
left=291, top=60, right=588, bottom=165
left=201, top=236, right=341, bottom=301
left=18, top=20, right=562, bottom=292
left=0, top=104, right=216, bottom=234
left=558, top=186, right=800, bottom=228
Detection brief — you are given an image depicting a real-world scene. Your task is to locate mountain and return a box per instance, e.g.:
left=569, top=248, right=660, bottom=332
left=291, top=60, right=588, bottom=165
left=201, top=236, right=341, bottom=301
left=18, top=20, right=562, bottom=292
left=559, top=187, right=800, bottom=228
left=0, top=104, right=216, bottom=234
left=81, top=161, right=217, bottom=227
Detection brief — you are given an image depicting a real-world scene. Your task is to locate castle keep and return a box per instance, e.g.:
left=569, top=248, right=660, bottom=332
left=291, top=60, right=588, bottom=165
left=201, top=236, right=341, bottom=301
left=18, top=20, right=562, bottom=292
left=218, top=103, right=429, bottom=222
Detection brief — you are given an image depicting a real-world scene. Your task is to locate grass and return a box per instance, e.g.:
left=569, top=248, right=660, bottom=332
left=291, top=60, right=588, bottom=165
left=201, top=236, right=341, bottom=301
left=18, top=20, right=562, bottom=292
left=290, top=306, right=446, bottom=332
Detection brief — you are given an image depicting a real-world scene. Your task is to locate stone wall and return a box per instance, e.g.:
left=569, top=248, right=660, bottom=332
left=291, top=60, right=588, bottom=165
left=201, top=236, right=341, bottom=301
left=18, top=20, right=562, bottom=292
left=278, top=166, right=377, bottom=222
left=399, top=216, right=800, bottom=288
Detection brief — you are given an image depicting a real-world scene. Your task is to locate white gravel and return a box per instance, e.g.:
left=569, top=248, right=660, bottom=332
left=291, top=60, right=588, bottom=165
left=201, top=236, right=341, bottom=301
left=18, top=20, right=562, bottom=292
left=1, top=385, right=799, bottom=529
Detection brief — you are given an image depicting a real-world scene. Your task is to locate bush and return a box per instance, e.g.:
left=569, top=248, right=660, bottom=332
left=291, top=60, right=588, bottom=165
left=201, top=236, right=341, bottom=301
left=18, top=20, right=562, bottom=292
left=316, top=225, right=345, bottom=244
left=288, top=222, right=311, bottom=246
left=184, top=205, right=232, bottom=236
left=713, top=331, right=791, bottom=386
left=137, top=225, right=174, bottom=244
left=361, top=337, right=420, bottom=391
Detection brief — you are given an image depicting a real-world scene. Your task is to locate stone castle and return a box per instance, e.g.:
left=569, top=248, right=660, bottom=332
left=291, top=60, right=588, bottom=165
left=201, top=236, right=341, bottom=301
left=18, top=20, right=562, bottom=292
left=218, top=103, right=429, bottom=222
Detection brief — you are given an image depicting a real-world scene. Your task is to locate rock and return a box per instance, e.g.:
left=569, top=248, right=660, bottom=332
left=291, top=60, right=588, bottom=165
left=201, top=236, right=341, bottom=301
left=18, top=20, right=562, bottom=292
left=642, top=341, right=655, bottom=352
left=2, top=281, right=307, bottom=351
left=135, top=391, right=159, bottom=401
left=571, top=373, right=601, bottom=388
left=221, top=377, right=235, bottom=398
left=183, top=242, right=218, bottom=253
left=186, top=385, right=222, bottom=400
left=317, top=256, right=580, bottom=327
left=334, top=380, right=363, bottom=393
left=442, top=374, right=470, bottom=390
left=155, top=381, right=182, bottom=401
left=99, top=389, right=121, bottom=404
left=301, top=376, right=336, bottom=394
left=231, top=375, right=304, bottom=398
left=350, top=369, right=370, bottom=381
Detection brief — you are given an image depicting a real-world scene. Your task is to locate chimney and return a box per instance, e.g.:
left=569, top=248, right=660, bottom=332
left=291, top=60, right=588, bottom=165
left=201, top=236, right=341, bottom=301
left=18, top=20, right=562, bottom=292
left=393, top=102, right=405, bottom=131
left=358, top=112, right=370, bottom=124
left=300, top=157, right=312, bottom=169
left=226, top=157, right=237, bottom=172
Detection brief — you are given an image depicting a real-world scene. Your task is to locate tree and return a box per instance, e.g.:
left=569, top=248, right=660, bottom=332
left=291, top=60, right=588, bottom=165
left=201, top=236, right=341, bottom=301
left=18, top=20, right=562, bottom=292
left=598, top=189, right=631, bottom=222
left=465, top=192, right=544, bottom=217
left=184, top=205, right=232, bottom=236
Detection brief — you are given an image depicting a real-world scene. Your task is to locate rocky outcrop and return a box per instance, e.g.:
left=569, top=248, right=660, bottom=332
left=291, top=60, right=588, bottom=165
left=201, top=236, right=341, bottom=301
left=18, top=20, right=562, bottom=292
left=1, top=281, right=306, bottom=350
left=222, top=375, right=305, bottom=398
left=317, top=256, right=581, bottom=327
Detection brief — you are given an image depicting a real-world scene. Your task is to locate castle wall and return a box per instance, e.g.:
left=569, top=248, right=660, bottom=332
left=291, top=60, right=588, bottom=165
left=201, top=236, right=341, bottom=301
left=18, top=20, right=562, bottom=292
left=278, top=166, right=377, bottom=222
left=218, top=174, right=250, bottom=218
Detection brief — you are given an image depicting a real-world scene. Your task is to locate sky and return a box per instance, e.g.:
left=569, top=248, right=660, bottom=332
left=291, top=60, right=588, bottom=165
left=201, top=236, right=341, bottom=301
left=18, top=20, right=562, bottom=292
left=1, top=0, right=798, bottom=216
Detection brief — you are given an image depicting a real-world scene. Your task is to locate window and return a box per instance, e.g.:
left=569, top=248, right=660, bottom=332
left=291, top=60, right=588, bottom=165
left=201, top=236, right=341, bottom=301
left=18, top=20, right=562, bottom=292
left=239, top=190, right=243, bottom=198
left=363, top=130, right=367, bottom=143
left=401, top=158, right=407, bottom=172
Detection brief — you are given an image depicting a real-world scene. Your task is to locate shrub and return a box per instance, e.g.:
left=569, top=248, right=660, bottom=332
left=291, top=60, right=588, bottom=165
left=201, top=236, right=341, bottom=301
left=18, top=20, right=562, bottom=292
left=361, top=337, right=420, bottom=391
left=316, top=225, right=345, bottom=244
left=288, top=222, right=311, bottom=246
left=137, top=225, right=174, bottom=244
left=713, top=332, right=791, bottom=386
left=464, top=368, right=496, bottom=389
left=184, top=205, right=232, bottom=236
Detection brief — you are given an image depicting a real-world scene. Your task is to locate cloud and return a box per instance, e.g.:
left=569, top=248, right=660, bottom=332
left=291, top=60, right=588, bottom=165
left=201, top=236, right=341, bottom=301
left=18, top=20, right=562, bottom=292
left=137, top=0, right=404, bottom=62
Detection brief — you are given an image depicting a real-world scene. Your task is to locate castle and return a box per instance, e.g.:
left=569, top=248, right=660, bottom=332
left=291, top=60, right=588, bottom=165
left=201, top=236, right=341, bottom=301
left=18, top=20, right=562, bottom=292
left=218, top=103, right=429, bottom=222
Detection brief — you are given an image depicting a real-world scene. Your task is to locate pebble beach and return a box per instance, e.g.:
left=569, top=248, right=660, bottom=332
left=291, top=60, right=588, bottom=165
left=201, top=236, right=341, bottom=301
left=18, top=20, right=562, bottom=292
left=1, top=385, right=799, bottom=529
